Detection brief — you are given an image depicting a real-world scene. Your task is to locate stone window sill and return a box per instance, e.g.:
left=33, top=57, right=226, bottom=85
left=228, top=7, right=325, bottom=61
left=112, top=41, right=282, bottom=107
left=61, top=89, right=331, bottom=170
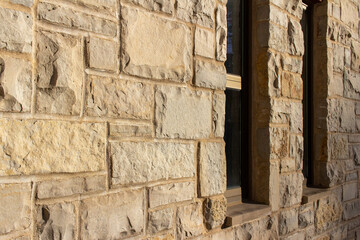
left=302, top=187, right=332, bottom=204
left=224, top=202, right=271, bottom=227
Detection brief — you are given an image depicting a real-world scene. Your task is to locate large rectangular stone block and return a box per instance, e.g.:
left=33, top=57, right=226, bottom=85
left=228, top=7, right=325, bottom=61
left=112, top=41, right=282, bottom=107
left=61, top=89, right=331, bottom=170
left=121, top=6, right=191, bottom=82
left=0, top=183, right=31, bottom=235
left=195, top=27, right=215, bottom=59
left=88, top=37, right=118, bottom=71
left=111, top=142, right=195, bottom=185
left=279, top=173, right=303, bottom=207
left=194, top=61, right=226, bottom=90
left=0, top=8, right=32, bottom=53
left=176, top=202, right=204, bottom=239
left=80, top=190, right=144, bottom=239
left=0, top=119, right=105, bottom=176
left=86, top=76, right=153, bottom=120
left=148, top=208, right=173, bottom=234
left=155, top=86, right=212, bottom=139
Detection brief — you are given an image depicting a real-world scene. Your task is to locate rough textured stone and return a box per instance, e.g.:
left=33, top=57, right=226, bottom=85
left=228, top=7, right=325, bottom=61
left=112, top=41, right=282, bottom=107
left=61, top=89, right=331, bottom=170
left=323, top=161, right=346, bottom=187
left=149, top=182, right=195, bottom=208
left=279, top=173, right=303, bottom=207
left=235, top=215, right=278, bottom=240
left=0, top=119, right=105, bottom=176
left=209, top=230, right=234, bottom=240
left=36, top=31, right=82, bottom=115
left=328, top=99, right=356, bottom=132
left=289, top=135, right=303, bottom=170
left=281, top=55, right=303, bottom=74
left=111, top=142, right=195, bottom=185
left=270, top=4, right=288, bottom=27
left=0, top=55, right=32, bottom=112
left=271, top=100, right=290, bottom=124
left=86, top=76, right=153, bottom=119
left=203, top=196, right=227, bottom=230
left=127, top=0, right=173, bottom=14
left=270, top=127, right=289, bottom=159
left=194, top=61, right=226, bottom=90
left=0, top=8, right=32, bottom=53
left=109, top=123, right=153, bottom=138
left=315, top=196, right=342, bottom=231
left=199, top=142, right=226, bottom=197
left=213, top=93, right=226, bottom=138
left=351, top=41, right=360, bottom=71
left=279, top=208, right=298, bottom=235
left=37, top=203, right=75, bottom=240
left=121, top=6, right=191, bottom=82
left=80, top=190, right=144, bottom=239
left=216, top=4, right=227, bottom=61
left=37, top=175, right=106, bottom=199
left=195, top=27, right=214, bottom=59
left=68, top=0, right=117, bottom=15
left=288, top=18, right=304, bottom=56
left=176, top=0, right=215, bottom=28
left=329, top=73, right=344, bottom=97
left=298, top=210, right=314, bottom=229
left=176, top=203, right=204, bottom=239
left=333, top=44, right=345, bottom=72
left=89, top=37, right=118, bottom=71
left=330, top=134, right=349, bottom=160
left=9, top=0, right=33, bottom=7
left=37, top=2, right=117, bottom=36
left=148, top=208, right=173, bottom=234
left=0, top=183, right=31, bottom=235
left=344, top=199, right=360, bottom=220
left=341, top=0, right=358, bottom=29
left=353, top=145, right=360, bottom=165
left=155, top=86, right=212, bottom=139
left=343, top=182, right=358, bottom=201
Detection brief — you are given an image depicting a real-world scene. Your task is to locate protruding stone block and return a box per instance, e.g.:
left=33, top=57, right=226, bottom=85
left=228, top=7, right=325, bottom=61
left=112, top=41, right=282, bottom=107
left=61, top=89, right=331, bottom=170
left=279, top=173, right=303, bottom=207
left=176, top=0, right=215, bottom=28
left=279, top=208, right=298, bottom=235
left=148, top=208, right=173, bottom=234
left=216, top=4, right=227, bottom=61
left=176, top=203, right=204, bottom=239
left=203, top=196, right=227, bottom=230
left=195, top=27, right=214, bottom=59
left=194, top=61, right=226, bottom=90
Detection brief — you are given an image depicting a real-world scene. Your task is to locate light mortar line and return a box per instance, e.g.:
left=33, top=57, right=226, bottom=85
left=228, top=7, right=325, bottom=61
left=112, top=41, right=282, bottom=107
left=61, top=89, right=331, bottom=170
left=0, top=49, right=32, bottom=61
left=30, top=0, right=39, bottom=116
left=0, top=1, right=31, bottom=13
left=80, top=36, right=87, bottom=118
left=105, top=122, right=111, bottom=191
left=31, top=181, right=38, bottom=240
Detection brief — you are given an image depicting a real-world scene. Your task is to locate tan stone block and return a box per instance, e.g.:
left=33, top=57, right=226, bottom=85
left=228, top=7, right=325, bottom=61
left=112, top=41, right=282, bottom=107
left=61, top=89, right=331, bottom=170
left=330, top=134, right=349, bottom=160
left=68, top=0, right=117, bottom=15
left=127, top=0, right=173, bottom=14
left=270, top=127, right=289, bottom=159
left=213, top=93, right=225, bottom=137
left=279, top=173, right=303, bottom=207
left=176, top=202, right=204, bottom=239
left=10, top=0, right=33, bottom=7
left=279, top=208, right=298, bottom=235
left=316, top=196, right=342, bottom=230
left=341, top=0, right=358, bottom=29
left=176, top=0, right=215, bottom=28
left=282, top=72, right=292, bottom=98
left=0, top=8, right=32, bottom=53
left=351, top=40, right=360, bottom=72
left=121, top=6, right=191, bottom=82
left=37, top=2, right=117, bottom=36
left=195, top=27, right=214, bottom=59
left=148, top=208, right=173, bottom=234
left=37, top=203, right=75, bottom=240
left=89, top=37, right=118, bottom=71
left=0, top=55, right=32, bottom=112
left=155, top=86, right=212, bottom=139
left=149, top=182, right=195, bottom=208
left=203, top=196, right=226, bottom=230
left=111, top=142, right=195, bottom=185
left=109, top=123, right=153, bottom=138
left=0, top=183, right=31, bottom=235
left=0, top=119, right=105, bottom=176
left=216, top=4, right=227, bottom=61
left=199, top=142, right=226, bottom=197
left=80, top=190, right=144, bottom=239
left=194, top=61, right=226, bottom=90
left=86, top=76, right=153, bottom=120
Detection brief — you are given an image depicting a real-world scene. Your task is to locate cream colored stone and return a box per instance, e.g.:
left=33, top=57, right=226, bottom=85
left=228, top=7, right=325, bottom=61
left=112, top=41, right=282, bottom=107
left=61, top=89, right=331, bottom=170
left=216, top=4, right=227, bottom=61
left=194, top=61, right=226, bottom=90
left=121, top=6, right=191, bottom=82
left=80, top=190, right=144, bottom=239
left=86, top=76, right=153, bottom=119
left=176, top=0, right=215, bottom=28
left=203, top=196, right=227, bottom=229
left=351, top=40, right=360, bottom=72
left=176, top=203, right=204, bottom=239
left=127, top=0, right=173, bottom=14
left=148, top=208, right=173, bottom=234
left=0, top=183, right=31, bottom=235
left=0, top=8, right=32, bottom=53
left=36, top=31, right=83, bottom=115
left=37, top=2, right=117, bottom=36
left=199, top=142, right=226, bottom=197
left=213, top=93, right=225, bottom=137
left=279, top=173, right=303, bottom=207
left=111, top=142, right=195, bottom=185
left=68, top=0, right=117, bottom=15
left=89, top=37, right=118, bottom=71
left=0, top=119, right=105, bottom=176
left=155, top=86, right=212, bottom=139
left=110, top=123, right=153, bottom=137
left=10, top=0, right=33, bottom=7
left=195, top=28, right=214, bottom=58
left=0, top=55, right=32, bottom=112
left=37, top=203, right=75, bottom=240
left=149, top=182, right=195, bottom=208
left=341, top=0, right=358, bottom=29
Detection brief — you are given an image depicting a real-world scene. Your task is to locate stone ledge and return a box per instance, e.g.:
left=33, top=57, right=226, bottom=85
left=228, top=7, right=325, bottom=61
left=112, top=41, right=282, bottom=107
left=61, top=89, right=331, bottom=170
left=302, top=187, right=332, bottom=204
left=223, top=203, right=271, bottom=227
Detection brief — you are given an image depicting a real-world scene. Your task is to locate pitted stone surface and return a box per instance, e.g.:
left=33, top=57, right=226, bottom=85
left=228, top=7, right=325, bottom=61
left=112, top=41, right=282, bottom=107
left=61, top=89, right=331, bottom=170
left=279, top=173, right=303, bottom=207
left=194, top=61, right=226, bottom=90
left=155, top=86, right=212, bottom=139
left=0, top=119, right=105, bottom=176
left=127, top=0, right=173, bottom=14
left=121, top=6, right=191, bottom=82
left=148, top=208, right=173, bottom=234
left=203, top=196, right=227, bottom=230
left=0, top=8, right=32, bottom=53
left=111, top=142, right=195, bottom=185
left=66, top=0, right=117, bottom=15
left=80, top=190, right=144, bottom=239
left=86, top=76, right=153, bottom=119
left=176, top=203, right=204, bottom=239
left=216, top=4, right=227, bottom=61
left=176, top=0, right=215, bottom=28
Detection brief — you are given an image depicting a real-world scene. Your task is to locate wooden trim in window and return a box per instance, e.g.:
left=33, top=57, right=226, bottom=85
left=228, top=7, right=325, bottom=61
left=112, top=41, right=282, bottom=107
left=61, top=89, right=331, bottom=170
left=226, top=74, right=242, bottom=89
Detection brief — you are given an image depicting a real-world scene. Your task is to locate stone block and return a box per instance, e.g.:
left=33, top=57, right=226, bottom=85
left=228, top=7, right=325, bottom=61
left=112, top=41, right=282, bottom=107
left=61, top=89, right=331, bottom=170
left=343, top=182, right=358, bottom=201
left=328, top=98, right=356, bottom=133
left=315, top=196, right=342, bottom=231
left=213, top=93, right=225, bottom=137
left=111, top=142, right=195, bottom=185
left=37, top=2, right=117, bottom=36
left=330, top=134, right=349, bottom=160
left=88, top=37, right=118, bottom=71
left=285, top=0, right=303, bottom=18
left=149, top=182, right=195, bottom=208
left=0, top=8, right=32, bottom=53
left=289, top=135, right=303, bottom=170
left=37, top=175, right=106, bottom=199
left=176, top=203, right=204, bottom=239
left=68, top=0, right=117, bottom=15
left=209, top=230, right=234, bottom=240
left=281, top=55, right=303, bottom=74
left=344, top=199, right=360, bottom=220
left=235, top=215, right=278, bottom=240
left=341, top=0, right=358, bottom=29
left=109, top=123, right=153, bottom=138
left=269, top=23, right=287, bottom=53
left=86, top=76, right=153, bottom=119
left=279, top=208, right=298, bottom=235
left=10, top=0, right=33, bottom=7
left=270, top=127, right=289, bottom=159
left=0, top=183, right=31, bottom=235
left=36, top=31, right=82, bottom=115
left=270, top=4, right=288, bottom=28
left=80, top=190, right=144, bottom=239
left=0, top=55, right=32, bottom=112
left=280, top=158, right=296, bottom=173
left=37, top=203, right=75, bottom=240
left=322, top=161, right=346, bottom=187
left=353, top=145, right=360, bottom=165
left=0, top=119, right=105, bottom=176
left=121, top=6, right=191, bottom=82
left=329, top=73, right=344, bottom=97
left=345, top=47, right=351, bottom=67
left=199, top=142, right=226, bottom=197
left=279, top=173, right=303, bottom=207
left=270, top=99, right=290, bottom=124
left=194, top=61, right=226, bottom=90
left=127, top=0, right=173, bottom=14
left=351, top=40, right=360, bottom=72
left=176, top=0, right=215, bottom=28
left=195, top=27, right=214, bottom=59
left=155, top=86, right=212, bottom=139
left=288, top=18, right=304, bottom=56
left=216, top=4, right=227, bottom=61
left=203, top=196, right=227, bottom=230
left=298, top=210, right=314, bottom=229
left=148, top=208, right=173, bottom=234
left=346, top=172, right=357, bottom=182
left=333, top=44, right=345, bottom=72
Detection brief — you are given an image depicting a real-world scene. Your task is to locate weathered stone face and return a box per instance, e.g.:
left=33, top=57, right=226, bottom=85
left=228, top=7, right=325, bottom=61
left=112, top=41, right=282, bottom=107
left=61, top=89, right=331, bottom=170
left=121, top=6, right=192, bottom=82
left=88, top=37, right=118, bottom=71
left=148, top=208, right=173, bottom=234
left=195, top=27, right=215, bottom=59
left=0, top=119, right=105, bottom=176
left=176, top=0, right=215, bottom=28
left=216, top=4, right=227, bottom=61
left=213, top=93, right=226, bottom=137
left=203, top=196, right=227, bottom=230
left=194, top=60, right=226, bottom=90
left=279, top=173, right=303, bottom=208
left=10, top=0, right=33, bottom=7
left=128, top=0, right=173, bottom=14
left=176, top=203, right=204, bottom=239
